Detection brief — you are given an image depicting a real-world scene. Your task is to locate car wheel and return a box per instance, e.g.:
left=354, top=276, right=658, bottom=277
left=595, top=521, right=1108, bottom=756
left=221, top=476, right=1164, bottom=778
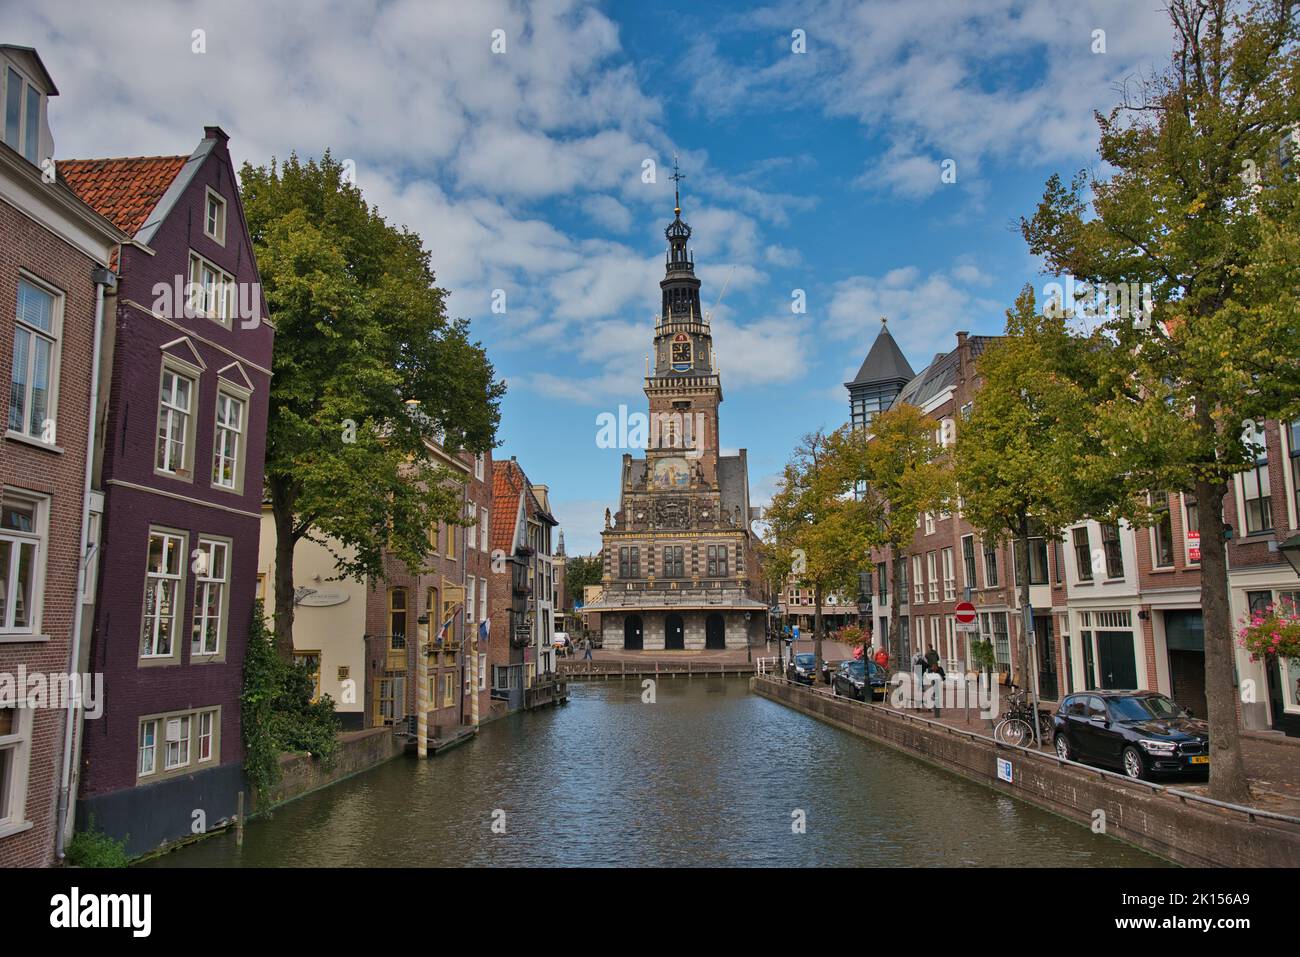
left=1122, top=746, right=1146, bottom=780
left=1054, top=734, right=1070, bottom=762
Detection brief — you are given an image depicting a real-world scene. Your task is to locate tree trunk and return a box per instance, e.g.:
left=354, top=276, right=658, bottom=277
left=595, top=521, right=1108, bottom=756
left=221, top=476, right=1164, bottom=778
left=813, top=581, right=824, bottom=683
left=269, top=476, right=299, bottom=661
left=1197, top=476, right=1251, bottom=803
left=1016, top=513, right=1041, bottom=745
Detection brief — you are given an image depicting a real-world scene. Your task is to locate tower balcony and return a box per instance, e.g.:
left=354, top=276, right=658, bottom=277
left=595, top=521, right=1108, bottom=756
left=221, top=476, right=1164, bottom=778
left=645, top=374, right=720, bottom=391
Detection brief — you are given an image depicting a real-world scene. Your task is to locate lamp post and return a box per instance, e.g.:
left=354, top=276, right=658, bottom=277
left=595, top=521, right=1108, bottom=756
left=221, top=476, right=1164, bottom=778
left=745, top=611, right=752, bottom=664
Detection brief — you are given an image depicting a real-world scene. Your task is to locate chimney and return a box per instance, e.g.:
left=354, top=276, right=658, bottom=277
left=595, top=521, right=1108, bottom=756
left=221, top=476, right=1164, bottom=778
left=204, top=125, right=230, bottom=143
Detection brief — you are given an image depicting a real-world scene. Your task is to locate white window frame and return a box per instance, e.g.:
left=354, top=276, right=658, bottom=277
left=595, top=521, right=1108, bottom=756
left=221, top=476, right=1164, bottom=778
left=0, top=702, right=33, bottom=835
left=480, top=507, right=489, bottom=551
left=8, top=273, right=63, bottom=446
left=912, top=555, right=924, bottom=604
left=137, top=718, right=158, bottom=778
left=191, top=536, right=230, bottom=658
left=927, top=551, right=939, bottom=603
left=466, top=576, right=476, bottom=624
left=141, top=529, right=186, bottom=660
left=0, top=488, right=49, bottom=639
left=474, top=452, right=485, bottom=481
left=942, top=547, right=955, bottom=601
left=164, top=713, right=192, bottom=770
left=197, top=709, right=217, bottom=763
left=924, top=512, right=935, bottom=535
left=203, top=187, right=227, bottom=246
left=1236, top=422, right=1273, bottom=536
left=187, top=251, right=235, bottom=328
left=479, top=576, right=487, bottom=622
left=3, top=63, right=43, bottom=164
left=156, top=360, right=199, bottom=479
left=211, top=388, right=246, bottom=492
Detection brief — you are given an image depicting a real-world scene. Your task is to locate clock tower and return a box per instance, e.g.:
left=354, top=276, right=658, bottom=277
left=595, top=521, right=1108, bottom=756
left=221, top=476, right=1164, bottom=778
left=585, top=162, right=767, bottom=653
left=646, top=161, right=721, bottom=482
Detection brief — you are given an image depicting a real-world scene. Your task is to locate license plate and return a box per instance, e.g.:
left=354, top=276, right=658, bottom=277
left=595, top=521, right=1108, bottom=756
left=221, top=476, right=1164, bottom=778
left=1188, top=755, right=1209, bottom=764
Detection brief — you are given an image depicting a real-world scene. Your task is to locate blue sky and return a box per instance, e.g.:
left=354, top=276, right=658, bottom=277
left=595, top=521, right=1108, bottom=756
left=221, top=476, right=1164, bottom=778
left=13, top=0, right=1178, bottom=554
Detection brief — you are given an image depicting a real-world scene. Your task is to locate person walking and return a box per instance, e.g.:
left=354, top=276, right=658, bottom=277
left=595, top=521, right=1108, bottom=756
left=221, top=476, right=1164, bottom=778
left=582, top=636, right=593, bottom=661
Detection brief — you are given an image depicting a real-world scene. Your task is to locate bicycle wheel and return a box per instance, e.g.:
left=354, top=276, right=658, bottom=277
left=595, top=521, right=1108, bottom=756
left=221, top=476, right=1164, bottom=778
left=995, top=717, right=1034, bottom=747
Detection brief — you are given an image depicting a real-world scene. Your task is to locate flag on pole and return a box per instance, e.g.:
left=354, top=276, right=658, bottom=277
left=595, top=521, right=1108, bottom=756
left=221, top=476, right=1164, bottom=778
left=479, top=618, right=490, bottom=642
left=436, top=605, right=460, bottom=642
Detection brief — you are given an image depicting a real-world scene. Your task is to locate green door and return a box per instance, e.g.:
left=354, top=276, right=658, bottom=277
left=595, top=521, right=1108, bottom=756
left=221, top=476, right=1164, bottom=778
left=1096, top=631, right=1138, bottom=689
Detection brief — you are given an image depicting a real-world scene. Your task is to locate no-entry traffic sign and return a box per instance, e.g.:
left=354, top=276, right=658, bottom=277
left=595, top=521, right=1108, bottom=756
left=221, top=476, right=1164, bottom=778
left=955, top=601, right=977, bottom=625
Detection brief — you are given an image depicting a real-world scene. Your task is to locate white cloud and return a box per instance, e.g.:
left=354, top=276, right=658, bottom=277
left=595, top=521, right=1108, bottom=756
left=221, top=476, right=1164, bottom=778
left=825, top=264, right=1002, bottom=360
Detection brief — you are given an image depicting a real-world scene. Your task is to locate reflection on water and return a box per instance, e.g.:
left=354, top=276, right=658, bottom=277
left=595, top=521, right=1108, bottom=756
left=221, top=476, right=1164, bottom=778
left=144, top=678, right=1169, bottom=867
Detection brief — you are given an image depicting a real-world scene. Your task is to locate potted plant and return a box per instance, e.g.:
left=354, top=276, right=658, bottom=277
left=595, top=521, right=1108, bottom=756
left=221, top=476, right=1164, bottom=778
left=1237, top=597, right=1300, bottom=663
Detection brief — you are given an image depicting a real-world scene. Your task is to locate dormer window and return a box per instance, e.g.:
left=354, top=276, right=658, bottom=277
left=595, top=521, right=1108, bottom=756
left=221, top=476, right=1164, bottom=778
left=4, top=65, right=42, bottom=165
left=204, top=188, right=226, bottom=245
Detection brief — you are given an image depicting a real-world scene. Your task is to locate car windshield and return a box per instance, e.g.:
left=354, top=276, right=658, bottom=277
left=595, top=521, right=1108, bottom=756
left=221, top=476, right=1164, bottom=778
left=794, top=654, right=816, bottom=667
left=1108, top=694, right=1184, bottom=722
left=845, top=661, right=866, bottom=678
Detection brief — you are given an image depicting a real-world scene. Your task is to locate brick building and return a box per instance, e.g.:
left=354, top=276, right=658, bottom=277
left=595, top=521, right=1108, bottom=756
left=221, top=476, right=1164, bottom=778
left=62, top=126, right=275, bottom=857
left=0, top=46, right=126, bottom=867
left=364, top=445, right=495, bottom=734
left=852, top=321, right=1300, bottom=733
left=487, top=457, right=560, bottom=711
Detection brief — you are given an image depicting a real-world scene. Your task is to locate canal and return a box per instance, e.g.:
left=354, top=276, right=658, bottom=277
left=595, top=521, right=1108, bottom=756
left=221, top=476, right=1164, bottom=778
left=145, top=679, right=1168, bottom=867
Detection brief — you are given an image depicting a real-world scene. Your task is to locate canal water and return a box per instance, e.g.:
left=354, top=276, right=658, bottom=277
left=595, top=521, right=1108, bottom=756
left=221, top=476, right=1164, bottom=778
left=145, top=679, right=1168, bottom=867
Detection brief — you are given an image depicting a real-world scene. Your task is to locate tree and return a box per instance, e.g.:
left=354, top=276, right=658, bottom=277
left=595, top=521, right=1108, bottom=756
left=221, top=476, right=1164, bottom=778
left=240, top=153, right=505, bottom=656
left=955, top=286, right=1120, bottom=736
left=839, top=405, right=953, bottom=671
left=765, top=430, right=874, bottom=680
left=565, top=554, right=604, bottom=608
left=1021, top=0, right=1300, bottom=799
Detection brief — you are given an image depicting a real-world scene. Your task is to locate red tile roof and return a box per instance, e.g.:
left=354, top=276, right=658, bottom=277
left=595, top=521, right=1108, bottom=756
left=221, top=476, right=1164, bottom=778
left=491, top=460, right=524, bottom=553
left=60, top=155, right=188, bottom=235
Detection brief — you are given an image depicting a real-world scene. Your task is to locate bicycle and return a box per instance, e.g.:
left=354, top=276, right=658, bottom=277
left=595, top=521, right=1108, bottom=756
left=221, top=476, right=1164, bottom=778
left=993, top=686, right=1052, bottom=748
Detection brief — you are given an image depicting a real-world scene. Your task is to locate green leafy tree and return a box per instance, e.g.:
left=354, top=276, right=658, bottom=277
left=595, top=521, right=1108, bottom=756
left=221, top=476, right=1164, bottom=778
left=839, top=406, right=953, bottom=669
left=955, top=287, right=1120, bottom=728
left=240, top=153, right=505, bottom=655
left=565, top=554, right=604, bottom=608
left=1020, top=0, right=1300, bottom=799
left=766, top=430, right=877, bottom=678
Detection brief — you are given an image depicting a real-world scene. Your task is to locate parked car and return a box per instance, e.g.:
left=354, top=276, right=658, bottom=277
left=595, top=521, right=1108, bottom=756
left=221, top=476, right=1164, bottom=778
left=831, top=659, right=889, bottom=701
left=786, top=653, right=818, bottom=685
left=1052, top=691, right=1209, bottom=781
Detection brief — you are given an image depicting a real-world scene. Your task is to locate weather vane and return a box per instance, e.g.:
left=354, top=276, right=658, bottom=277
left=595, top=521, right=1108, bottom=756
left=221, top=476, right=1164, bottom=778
left=670, top=152, right=686, bottom=215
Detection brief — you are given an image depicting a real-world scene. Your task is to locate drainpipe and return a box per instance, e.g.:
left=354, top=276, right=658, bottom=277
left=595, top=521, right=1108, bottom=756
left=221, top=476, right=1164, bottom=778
left=55, top=266, right=116, bottom=859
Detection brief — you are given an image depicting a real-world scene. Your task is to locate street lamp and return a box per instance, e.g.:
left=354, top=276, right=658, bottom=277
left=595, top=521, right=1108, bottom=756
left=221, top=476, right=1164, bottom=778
left=1281, top=533, right=1300, bottom=578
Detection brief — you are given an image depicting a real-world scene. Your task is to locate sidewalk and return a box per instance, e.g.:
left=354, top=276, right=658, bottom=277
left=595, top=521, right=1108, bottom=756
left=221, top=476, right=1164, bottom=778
left=859, top=682, right=1300, bottom=816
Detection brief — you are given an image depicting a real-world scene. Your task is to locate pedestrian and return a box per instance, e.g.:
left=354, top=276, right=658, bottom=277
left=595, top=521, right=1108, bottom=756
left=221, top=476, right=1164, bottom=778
left=583, top=636, right=593, bottom=661
left=873, top=646, right=889, bottom=671
left=924, top=645, right=939, bottom=673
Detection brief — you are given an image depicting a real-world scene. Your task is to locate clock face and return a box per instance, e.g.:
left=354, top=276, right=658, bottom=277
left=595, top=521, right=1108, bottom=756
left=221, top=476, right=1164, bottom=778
left=671, top=333, right=692, bottom=371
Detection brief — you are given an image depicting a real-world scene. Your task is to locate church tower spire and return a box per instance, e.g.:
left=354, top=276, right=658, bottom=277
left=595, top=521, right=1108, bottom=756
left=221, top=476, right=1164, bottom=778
left=646, top=155, right=721, bottom=478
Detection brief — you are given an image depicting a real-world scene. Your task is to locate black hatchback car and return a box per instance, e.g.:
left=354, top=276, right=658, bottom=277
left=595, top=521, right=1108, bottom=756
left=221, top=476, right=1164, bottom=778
left=786, top=653, right=818, bottom=685
left=1052, top=691, right=1209, bottom=780
left=831, top=659, right=889, bottom=701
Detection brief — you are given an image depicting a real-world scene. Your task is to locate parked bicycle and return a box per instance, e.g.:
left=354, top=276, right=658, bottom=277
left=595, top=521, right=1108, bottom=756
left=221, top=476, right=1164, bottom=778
left=993, top=685, right=1052, bottom=747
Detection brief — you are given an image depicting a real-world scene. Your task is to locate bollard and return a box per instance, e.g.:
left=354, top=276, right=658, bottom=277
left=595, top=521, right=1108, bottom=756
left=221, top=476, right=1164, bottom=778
left=236, top=790, right=245, bottom=847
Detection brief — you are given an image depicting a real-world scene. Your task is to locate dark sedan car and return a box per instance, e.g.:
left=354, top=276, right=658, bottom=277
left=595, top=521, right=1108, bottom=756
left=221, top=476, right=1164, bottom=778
left=831, top=659, right=889, bottom=701
left=786, top=653, right=818, bottom=685
left=1052, top=691, right=1209, bottom=780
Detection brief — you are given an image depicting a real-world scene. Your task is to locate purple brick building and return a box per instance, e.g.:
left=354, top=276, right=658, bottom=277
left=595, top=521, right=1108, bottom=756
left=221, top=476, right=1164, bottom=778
left=63, top=128, right=273, bottom=856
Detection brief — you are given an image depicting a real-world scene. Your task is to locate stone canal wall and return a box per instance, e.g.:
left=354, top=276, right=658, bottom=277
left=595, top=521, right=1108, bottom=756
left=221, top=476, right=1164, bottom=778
left=753, top=676, right=1300, bottom=868
left=254, top=727, right=403, bottom=814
